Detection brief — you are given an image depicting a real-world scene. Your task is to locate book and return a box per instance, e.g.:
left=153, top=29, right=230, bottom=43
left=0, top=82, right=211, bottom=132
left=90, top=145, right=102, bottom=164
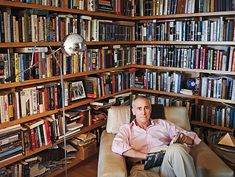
left=15, top=47, right=48, bottom=53
left=144, top=132, right=182, bottom=170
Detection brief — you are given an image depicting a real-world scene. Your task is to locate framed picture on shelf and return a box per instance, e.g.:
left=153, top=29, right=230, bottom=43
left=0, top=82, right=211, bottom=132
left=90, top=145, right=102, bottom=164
left=71, top=81, right=86, bottom=101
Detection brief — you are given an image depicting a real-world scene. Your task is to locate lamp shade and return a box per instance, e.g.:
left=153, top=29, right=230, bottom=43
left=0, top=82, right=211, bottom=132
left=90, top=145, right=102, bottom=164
left=61, top=33, right=86, bottom=56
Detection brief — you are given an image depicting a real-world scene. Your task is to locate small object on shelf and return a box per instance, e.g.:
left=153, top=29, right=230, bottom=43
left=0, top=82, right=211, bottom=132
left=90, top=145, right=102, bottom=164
left=208, top=132, right=235, bottom=169
left=218, top=133, right=235, bottom=148
left=180, top=89, right=193, bottom=95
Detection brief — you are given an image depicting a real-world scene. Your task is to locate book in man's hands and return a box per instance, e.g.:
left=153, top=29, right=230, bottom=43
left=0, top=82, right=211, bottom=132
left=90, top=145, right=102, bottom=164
left=144, top=132, right=182, bottom=170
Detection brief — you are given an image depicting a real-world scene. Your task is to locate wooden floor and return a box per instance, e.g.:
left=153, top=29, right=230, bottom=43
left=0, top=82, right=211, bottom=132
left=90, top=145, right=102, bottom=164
left=56, top=154, right=98, bottom=177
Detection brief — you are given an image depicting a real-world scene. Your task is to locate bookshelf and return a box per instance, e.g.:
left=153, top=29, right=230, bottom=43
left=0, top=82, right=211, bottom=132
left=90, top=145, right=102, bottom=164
left=0, top=0, right=235, bottom=176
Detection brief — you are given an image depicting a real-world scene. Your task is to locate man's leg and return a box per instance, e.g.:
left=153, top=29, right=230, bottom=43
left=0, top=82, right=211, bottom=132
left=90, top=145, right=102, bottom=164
left=160, top=143, right=197, bottom=177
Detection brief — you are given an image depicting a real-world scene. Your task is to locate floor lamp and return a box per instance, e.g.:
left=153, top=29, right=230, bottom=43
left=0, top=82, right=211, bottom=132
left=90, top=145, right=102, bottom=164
left=49, top=33, right=86, bottom=176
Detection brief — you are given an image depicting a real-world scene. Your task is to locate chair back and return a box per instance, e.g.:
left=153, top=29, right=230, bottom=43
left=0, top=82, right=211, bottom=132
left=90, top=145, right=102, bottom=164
left=164, top=107, right=191, bottom=131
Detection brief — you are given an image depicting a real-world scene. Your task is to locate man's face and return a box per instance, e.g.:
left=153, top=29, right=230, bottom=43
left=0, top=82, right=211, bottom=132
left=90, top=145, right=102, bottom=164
left=132, top=98, right=151, bottom=124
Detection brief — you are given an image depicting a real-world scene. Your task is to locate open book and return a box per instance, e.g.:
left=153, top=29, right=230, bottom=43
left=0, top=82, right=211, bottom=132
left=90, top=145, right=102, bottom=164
left=144, top=132, right=182, bottom=170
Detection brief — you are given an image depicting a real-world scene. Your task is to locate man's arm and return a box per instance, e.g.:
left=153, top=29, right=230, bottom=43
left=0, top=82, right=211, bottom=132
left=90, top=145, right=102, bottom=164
left=123, top=149, right=147, bottom=160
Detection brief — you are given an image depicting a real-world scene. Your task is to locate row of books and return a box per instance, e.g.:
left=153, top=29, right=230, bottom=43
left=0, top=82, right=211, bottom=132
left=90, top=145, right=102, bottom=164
left=201, top=75, right=235, bottom=100
left=0, top=70, right=134, bottom=122
left=0, top=46, right=135, bottom=84
left=135, top=69, right=184, bottom=94
left=195, top=104, right=235, bottom=129
left=0, top=107, right=91, bottom=163
left=136, top=17, right=235, bottom=42
left=90, top=19, right=135, bottom=42
left=12, top=0, right=134, bottom=16
left=134, top=45, right=235, bottom=72
left=0, top=9, right=135, bottom=43
left=1, top=45, right=234, bottom=85
left=148, top=94, right=194, bottom=117
left=0, top=10, right=79, bottom=43
left=135, top=0, right=235, bottom=16
left=0, top=125, right=23, bottom=163
left=85, top=71, right=135, bottom=99
left=22, top=118, right=52, bottom=151
left=136, top=0, right=196, bottom=16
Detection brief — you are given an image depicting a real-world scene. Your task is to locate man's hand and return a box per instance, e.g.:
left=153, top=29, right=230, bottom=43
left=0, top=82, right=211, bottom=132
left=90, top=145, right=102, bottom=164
left=176, top=133, right=194, bottom=145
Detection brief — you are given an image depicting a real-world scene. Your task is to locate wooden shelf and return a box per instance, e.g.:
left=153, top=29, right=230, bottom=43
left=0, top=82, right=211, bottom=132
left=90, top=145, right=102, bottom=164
left=0, top=0, right=132, bottom=20
left=0, top=89, right=129, bottom=129
left=133, top=65, right=235, bottom=75
left=133, top=10, right=235, bottom=20
left=87, top=41, right=235, bottom=46
left=1, top=64, right=233, bottom=91
left=131, top=88, right=235, bottom=104
left=131, top=88, right=197, bottom=99
left=0, top=65, right=131, bottom=90
left=0, top=120, right=106, bottom=169
left=191, top=120, right=234, bottom=132
left=47, top=158, right=83, bottom=177
left=1, top=41, right=235, bottom=48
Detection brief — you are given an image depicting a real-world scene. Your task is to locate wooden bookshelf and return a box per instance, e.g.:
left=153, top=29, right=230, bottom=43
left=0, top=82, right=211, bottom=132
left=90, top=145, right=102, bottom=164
left=0, top=0, right=235, bottom=175
left=133, top=11, right=235, bottom=20
left=0, top=120, right=106, bottom=169
left=0, top=0, right=132, bottom=20
left=191, top=120, right=234, bottom=132
left=0, top=65, right=131, bottom=90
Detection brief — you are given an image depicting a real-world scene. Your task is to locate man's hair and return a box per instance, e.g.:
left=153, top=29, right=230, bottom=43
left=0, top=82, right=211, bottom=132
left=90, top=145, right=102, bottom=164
left=132, top=95, right=151, bottom=108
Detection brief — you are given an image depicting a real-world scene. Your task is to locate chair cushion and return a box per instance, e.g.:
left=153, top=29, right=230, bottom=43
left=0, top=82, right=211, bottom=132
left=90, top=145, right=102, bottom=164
left=106, top=106, right=130, bottom=134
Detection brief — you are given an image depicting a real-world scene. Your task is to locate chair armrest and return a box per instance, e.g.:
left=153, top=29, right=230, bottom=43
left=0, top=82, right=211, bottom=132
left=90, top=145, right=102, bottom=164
left=190, top=141, right=234, bottom=177
left=98, top=131, right=128, bottom=177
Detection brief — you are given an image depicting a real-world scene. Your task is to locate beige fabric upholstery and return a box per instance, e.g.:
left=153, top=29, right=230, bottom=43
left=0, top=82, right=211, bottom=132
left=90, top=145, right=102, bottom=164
left=164, top=107, right=191, bottom=131
left=98, top=132, right=127, bottom=177
left=106, top=106, right=130, bottom=134
left=98, top=106, right=234, bottom=177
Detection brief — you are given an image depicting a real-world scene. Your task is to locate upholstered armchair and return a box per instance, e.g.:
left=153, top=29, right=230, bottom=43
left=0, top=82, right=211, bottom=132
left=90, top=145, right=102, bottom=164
left=98, top=105, right=234, bottom=177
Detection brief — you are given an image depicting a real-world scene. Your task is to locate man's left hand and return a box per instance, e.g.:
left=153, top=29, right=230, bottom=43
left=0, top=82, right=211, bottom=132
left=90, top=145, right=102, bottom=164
left=177, top=133, right=194, bottom=145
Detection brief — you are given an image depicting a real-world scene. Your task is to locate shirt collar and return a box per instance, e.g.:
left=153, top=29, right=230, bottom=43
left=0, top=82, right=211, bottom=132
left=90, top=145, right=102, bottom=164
left=131, top=119, right=155, bottom=129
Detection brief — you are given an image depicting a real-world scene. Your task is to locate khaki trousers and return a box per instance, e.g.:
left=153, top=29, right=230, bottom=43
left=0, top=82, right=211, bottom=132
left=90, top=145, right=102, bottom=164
left=130, top=144, right=197, bottom=177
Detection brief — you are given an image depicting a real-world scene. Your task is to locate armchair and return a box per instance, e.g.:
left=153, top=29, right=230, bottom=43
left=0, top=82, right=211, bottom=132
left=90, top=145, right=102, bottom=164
left=98, top=105, right=234, bottom=177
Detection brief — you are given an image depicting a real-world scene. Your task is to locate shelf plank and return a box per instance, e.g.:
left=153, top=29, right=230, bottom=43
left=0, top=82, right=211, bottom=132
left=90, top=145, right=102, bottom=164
left=1, top=41, right=235, bottom=48
left=133, top=65, right=235, bottom=75
left=47, top=157, right=83, bottom=177
left=131, top=88, right=235, bottom=104
left=1, top=65, right=234, bottom=90
left=133, top=11, right=235, bottom=20
left=132, top=88, right=197, bottom=99
left=0, top=109, right=57, bottom=129
left=86, top=41, right=235, bottom=46
left=0, top=65, right=131, bottom=90
left=191, top=121, right=234, bottom=132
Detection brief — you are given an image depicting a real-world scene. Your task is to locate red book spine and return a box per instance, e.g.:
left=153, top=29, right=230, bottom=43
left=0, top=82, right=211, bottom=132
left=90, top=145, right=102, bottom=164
left=29, top=129, right=36, bottom=150
left=44, top=120, right=51, bottom=144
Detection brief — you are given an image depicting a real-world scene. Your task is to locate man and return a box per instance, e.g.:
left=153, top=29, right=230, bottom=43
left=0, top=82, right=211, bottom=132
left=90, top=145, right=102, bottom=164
left=112, top=96, right=201, bottom=177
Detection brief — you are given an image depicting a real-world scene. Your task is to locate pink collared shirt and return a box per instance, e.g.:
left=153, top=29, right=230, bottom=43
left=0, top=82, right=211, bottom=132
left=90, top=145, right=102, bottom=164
left=112, top=119, right=201, bottom=155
